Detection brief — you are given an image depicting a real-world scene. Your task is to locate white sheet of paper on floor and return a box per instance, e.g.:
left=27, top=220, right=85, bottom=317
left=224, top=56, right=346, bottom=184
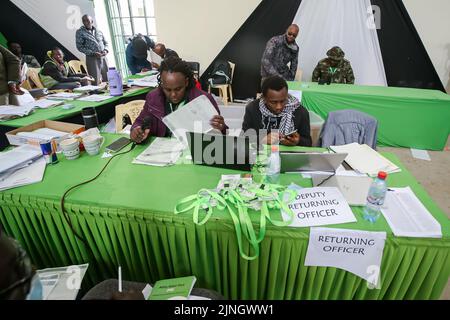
left=133, top=137, right=185, bottom=166
left=162, top=95, right=218, bottom=146
left=281, top=187, right=357, bottom=227
left=381, top=187, right=442, bottom=238
left=0, top=157, right=46, bottom=192
left=305, top=227, right=386, bottom=287
left=410, top=148, right=431, bottom=161
left=330, top=143, right=401, bottom=177
left=36, top=264, right=89, bottom=300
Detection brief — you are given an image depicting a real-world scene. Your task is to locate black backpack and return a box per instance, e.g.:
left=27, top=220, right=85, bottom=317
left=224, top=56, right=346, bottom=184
left=207, top=60, right=231, bottom=86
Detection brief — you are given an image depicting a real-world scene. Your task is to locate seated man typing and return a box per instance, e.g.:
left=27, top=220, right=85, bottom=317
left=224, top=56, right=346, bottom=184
left=242, top=75, right=312, bottom=146
left=131, top=57, right=226, bottom=143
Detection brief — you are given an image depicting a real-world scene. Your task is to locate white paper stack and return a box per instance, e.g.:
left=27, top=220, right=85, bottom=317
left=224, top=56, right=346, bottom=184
left=0, top=105, right=36, bottom=120
left=132, top=75, right=159, bottom=87
left=77, top=94, right=113, bottom=102
left=330, top=143, right=401, bottom=177
left=73, top=85, right=102, bottom=93
left=381, top=187, right=442, bottom=238
left=0, top=145, right=45, bottom=191
left=24, top=99, right=64, bottom=109
left=47, top=92, right=84, bottom=101
left=133, top=138, right=185, bottom=166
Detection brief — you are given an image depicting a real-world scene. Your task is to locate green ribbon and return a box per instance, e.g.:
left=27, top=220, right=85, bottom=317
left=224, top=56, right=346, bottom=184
left=174, top=182, right=298, bottom=260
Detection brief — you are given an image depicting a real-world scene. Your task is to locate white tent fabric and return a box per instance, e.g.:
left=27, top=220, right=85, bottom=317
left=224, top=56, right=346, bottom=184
left=292, top=0, right=387, bottom=86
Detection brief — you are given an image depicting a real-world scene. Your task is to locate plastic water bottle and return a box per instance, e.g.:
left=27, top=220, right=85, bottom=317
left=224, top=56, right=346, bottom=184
left=107, top=67, right=123, bottom=96
left=266, top=145, right=281, bottom=184
left=363, top=171, right=388, bottom=223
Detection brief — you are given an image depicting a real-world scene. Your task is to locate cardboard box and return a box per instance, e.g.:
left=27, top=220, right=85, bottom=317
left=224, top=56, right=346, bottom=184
left=6, top=120, right=85, bottom=148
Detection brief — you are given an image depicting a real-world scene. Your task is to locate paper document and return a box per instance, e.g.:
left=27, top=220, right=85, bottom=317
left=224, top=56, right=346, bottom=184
left=133, top=138, right=185, bottom=166
left=132, top=75, right=159, bottom=87
left=381, top=187, right=442, bottom=238
left=77, top=94, right=113, bottom=102
left=24, top=99, right=63, bottom=109
left=410, top=148, right=431, bottom=161
left=288, top=90, right=302, bottom=102
left=0, top=145, right=42, bottom=174
left=330, top=143, right=401, bottom=177
left=73, top=85, right=102, bottom=92
left=36, top=264, right=89, bottom=300
left=0, top=105, right=36, bottom=120
left=148, top=50, right=162, bottom=65
left=47, top=92, right=83, bottom=100
left=162, top=95, right=218, bottom=146
left=0, top=157, right=46, bottom=191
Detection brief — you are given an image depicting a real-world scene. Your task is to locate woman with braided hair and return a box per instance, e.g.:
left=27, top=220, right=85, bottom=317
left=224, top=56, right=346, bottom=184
left=131, top=56, right=227, bottom=143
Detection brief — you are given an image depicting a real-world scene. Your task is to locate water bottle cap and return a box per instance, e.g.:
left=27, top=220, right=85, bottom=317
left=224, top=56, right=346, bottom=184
left=378, top=171, right=387, bottom=180
left=109, top=67, right=116, bottom=70
left=271, top=145, right=279, bottom=152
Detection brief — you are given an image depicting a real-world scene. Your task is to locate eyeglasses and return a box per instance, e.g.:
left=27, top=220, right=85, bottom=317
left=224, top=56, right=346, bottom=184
left=0, top=238, right=33, bottom=297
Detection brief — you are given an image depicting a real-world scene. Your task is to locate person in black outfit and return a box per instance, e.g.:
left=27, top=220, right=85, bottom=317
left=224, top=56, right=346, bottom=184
left=242, top=75, right=311, bottom=146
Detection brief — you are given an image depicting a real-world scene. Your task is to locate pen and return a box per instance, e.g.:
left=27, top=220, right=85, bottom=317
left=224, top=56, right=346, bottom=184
left=118, top=266, right=122, bottom=293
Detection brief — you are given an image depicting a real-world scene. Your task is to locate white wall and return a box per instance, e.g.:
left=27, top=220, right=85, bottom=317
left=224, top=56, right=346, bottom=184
left=153, top=0, right=262, bottom=75
left=11, top=0, right=96, bottom=61
left=403, top=0, right=450, bottom=92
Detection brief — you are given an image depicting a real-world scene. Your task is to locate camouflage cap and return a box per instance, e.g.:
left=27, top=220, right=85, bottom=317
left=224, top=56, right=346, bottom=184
left=326, top=46, right=345, bottom=60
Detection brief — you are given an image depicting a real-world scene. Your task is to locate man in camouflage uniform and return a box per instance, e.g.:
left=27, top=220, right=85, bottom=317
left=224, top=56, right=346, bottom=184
left=261, top=24, right=299, bottom=84
left=312, top=46, right=355, bottom=84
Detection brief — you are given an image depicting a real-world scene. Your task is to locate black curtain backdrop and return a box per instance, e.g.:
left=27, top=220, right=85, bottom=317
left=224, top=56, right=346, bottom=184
left=369, top=0, right=444, bottom=91
left=200, top=0, right=302, bottom=100
left=0, top=0, right=78, bottom=65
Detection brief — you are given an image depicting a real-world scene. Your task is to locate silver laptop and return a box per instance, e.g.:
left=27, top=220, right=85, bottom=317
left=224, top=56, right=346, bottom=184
left=311, top=174, right=373, bottom=206
left=280, top=152, right=348, bottom=173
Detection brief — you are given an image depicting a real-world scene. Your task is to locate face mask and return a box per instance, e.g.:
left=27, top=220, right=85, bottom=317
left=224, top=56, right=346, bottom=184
left=26, top=274, right=43, bottom=300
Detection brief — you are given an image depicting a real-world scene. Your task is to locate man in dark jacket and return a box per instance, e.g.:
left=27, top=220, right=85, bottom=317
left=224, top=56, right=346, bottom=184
left=0, top=45, right=22, bottom=105
left=40, top=48, right=93, bottom=90
left=125, top=35, right=155, bottom=75
left=261, top=24, right=299, bottom=83
left=242, top=75, right=311, bottom=147
left=131, top=57, right=226, bottom=143
left=7, top=42, right=41, bottom=68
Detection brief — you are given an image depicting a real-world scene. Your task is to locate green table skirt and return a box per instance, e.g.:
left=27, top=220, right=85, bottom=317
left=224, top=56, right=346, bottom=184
left=1, top=195, right=449, bottom=299
left=0, top=135, right=449, bottom=299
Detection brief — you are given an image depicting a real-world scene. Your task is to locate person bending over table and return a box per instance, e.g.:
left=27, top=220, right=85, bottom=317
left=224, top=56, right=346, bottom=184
left=40, top=47, right=94, bottom=90
left=242, top=75, right=312, bottom=147
left=131, top=56, right=227, bottom=144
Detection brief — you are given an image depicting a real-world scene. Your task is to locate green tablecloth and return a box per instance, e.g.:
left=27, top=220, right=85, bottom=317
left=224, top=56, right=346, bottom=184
left=1, top=86, right=151, bottom=128
left=288, top=82, right=450, bottom=151
left=1, top=134, right=449, bottom=299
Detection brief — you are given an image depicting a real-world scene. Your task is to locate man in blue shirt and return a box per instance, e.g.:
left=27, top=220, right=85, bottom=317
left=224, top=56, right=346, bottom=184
left=126, top=35, right=155, bottom=75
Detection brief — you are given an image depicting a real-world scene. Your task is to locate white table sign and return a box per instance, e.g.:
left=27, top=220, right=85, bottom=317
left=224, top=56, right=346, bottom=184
left=305, top=228, right=387, bottom=287
left=282, top=187, right=356, bottom=227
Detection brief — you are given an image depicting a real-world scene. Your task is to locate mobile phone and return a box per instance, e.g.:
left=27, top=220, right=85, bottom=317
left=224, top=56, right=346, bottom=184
left=105, top=137, right=131, bottom=153
left=284, top=129, right=298, bottom=137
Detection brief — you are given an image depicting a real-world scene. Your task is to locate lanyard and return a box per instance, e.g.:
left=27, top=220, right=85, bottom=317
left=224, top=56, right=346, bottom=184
left=169, top=100, right=186, bottom=114
left=174, top=183, right=297, bottom=260
left=329, top=67, right=338, bottom=75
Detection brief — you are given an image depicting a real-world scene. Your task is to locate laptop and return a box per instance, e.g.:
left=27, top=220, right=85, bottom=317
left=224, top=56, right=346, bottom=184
left=311, top=174, right=373, bottom=206
left=280, top=152, right=348, bottom=173
left=186, top=132, right=256, bottom=171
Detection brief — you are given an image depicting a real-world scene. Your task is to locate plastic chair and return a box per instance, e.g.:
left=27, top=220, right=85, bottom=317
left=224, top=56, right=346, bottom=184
left=26, top=68, right=45, bottom=89
left=115, top=100, right=146, bottom=133
left=294, top=68, right=303, bottom=82
left=208, top=61, right=235, bottom=105
left=68, top=60, right=89, bottom=75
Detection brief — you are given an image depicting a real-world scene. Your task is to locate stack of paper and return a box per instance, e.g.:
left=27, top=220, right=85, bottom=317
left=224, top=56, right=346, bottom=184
left=133, top=138, right=185, bottom=166
left=73, top=85, right=102, bottom=93
left=0, top=145, right=45, bottom=191
left=132, top=75, right=159, bottom=87
left=16, top=128, right=69, bottom=141
left=381, top=187, right=442, bottom=238
left=0, top=105, right=36, bottom=120
left=47, top=92, right=84, bottom=101
left=330, top=143, right=401, bottom=176
left=24, top=99, right=64, bottom=109
left=77, top=94, right=113, bottom=102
